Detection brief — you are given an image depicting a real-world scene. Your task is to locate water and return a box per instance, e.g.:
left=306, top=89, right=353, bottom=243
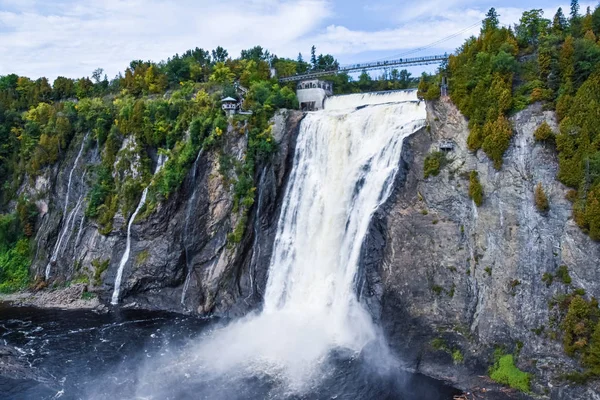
left=181, top=150, right=203, bottom=306
left=111, top=155, right=167, bottom=305
left=45, top=134, right=88, bottom=280
left=0, top=305, right=459, bottom=399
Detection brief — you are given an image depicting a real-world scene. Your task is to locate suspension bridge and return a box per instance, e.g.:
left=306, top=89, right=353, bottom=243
left=277, top=20, right=483, bottom=84
left=278, top=54, right=448, bottom=83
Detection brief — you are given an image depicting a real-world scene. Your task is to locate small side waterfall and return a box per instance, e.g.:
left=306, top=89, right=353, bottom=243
left=181, top=150, right=203, bottom=306
left=45, top=134, right=88, bottom=280
left=111, top=155, right=167, bottom=305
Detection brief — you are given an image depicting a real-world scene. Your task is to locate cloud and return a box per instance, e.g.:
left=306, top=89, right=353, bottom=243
left=0, top=0, right=598, bottom=80
left=0, top=0, right=332, bottom=80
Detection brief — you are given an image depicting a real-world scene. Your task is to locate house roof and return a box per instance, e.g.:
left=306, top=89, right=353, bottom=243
left=221, top=97, right=237, bottom=102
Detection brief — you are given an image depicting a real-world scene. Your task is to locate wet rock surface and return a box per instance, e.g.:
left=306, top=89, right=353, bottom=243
left=361, top=100, right=600, bottom=399
left=23, top=110, right=304, bottom=317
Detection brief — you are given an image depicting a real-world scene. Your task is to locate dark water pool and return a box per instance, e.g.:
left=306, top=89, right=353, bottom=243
left=0, top=305, right=461, bottom=399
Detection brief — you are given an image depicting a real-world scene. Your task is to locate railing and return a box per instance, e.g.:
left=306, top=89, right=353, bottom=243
left=279, top=54, right=448, bottom=83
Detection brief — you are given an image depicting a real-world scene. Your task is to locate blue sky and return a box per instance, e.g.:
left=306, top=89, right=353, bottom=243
left=0, top=0, right=595, bottom=80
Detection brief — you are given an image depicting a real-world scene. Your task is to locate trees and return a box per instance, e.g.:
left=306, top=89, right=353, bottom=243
left=516, top=9, right=550, bottom=46
left=211, top=46, right=228, bottom=63
left=483, top=8, right=499, bottom=32
left=553, top=7, right=568, bottom=36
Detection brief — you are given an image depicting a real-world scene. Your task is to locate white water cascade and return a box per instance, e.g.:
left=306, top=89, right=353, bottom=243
left=111, top=154, right=167, bottom=305
left=181, top=149, right=203, bottom=306
left=45, top=134, right=88, bottom=280
left=146, top=90, right=427, bottom=392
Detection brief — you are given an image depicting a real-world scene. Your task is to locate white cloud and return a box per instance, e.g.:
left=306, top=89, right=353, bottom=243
left=0, top=0, right=598, bottom=80
left=0, top=0, right=332, bottom=80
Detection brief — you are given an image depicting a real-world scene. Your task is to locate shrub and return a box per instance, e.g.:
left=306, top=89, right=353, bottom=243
left=469, top=171, right=484, bottom=206
left=542, top=272, right=554, bottom=287
left=562, top=295, right=594, bottom=356
left=535, top=183, right=550, bottom=213
left=556, top=265, right=572, bottom=285
left=534, top=121, right=554, bottom=142
left=481, top=115, right=513, bottom=170
left=0, top=239, right=30, bottom=293
left=489, top=353, right=531, bottom=392
left=423, top=151, right=448, bottom=178
left=452, top=349, right=464, bottom=364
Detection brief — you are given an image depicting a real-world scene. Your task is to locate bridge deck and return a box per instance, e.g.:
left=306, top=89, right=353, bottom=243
left=279, top=54, right=448, bottom=83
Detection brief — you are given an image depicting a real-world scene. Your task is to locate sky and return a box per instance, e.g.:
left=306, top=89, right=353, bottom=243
left=0, top=0, right=596, bottom=80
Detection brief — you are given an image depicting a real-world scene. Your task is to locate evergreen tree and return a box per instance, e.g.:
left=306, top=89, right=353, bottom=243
left=483, top=8, right=500, bottom=32
left=571, top=0, right=580, bottom=19
left=310, top=46, right=317, bottom=70
left=553, top=7, right=568, bottom=35
left=584, top=321, right=600, bottom=375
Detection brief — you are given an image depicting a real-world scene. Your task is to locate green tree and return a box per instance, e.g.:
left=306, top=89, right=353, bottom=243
left=553, top=7, right=568, bottom=36
left=211, top=46, right=228, bottom=63
left=469, top=171, right=484, bottom=206
left=535, top=183, right=550, bottom=213
left=483, top=8, right=500, bottom=32
left=209, top=62, right=235, bottom=84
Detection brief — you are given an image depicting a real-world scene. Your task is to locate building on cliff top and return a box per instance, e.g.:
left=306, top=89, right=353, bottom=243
left=296, top=79, right=333, bottom=111
left=221, top=97, right=239, bottom=116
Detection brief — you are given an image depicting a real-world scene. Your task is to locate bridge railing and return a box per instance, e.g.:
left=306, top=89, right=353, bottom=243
left=278, top=54, right=448, bottom=83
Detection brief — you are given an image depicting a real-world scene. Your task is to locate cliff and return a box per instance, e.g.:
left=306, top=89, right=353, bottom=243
left=9, top=97, right=600, bottom=398
left=21, top=110, right=303, bottom=316
left=362, top=99, right=600, bottom=399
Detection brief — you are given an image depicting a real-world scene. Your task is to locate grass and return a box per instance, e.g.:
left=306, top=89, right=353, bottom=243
left=489, top=353, right=531, bottom=393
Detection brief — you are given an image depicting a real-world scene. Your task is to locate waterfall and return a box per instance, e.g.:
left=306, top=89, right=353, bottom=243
left=45, top=134, right=88, bottom=280
left=111, top=154, right=167, bottom=305
left=156, top=90, right=426, bottom=391
left=181, top=150, right=203, bottom=306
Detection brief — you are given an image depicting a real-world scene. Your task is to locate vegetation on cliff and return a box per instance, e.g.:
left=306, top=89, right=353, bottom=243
left=449, top=2, right=600, bottom=240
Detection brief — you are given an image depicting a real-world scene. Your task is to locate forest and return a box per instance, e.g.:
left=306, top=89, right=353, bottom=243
left=441, top=2, right=600, bottom=242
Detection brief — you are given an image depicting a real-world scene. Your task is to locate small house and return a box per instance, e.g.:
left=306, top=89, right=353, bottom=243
left=221, top=97, right=239, bottom=115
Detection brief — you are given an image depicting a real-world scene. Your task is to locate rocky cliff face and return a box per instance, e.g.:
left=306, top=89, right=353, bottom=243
left=362, top=100, right=600, bottom=399
left=17, top=97, right=600, bottom=398
left=25, top=110, right=303, bottom=316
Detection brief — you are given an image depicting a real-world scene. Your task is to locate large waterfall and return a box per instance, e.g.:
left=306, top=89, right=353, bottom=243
left=133, top=90, right=426, bottom=397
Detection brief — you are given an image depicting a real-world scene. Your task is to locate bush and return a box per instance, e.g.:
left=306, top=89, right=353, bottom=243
left=556, top=265, right=572, bottom=285
left=469, top=171, right=484, bottom=206
left=423, top=151, right=447, bottom=178
left=489, top=353, right=531, bottom=392
left=481, top=115, right=513, bottom=170
left=534, top=121, right=554, bottom=142
left=0, top=239, right=30, bottom=293
left=535, top=183, right=550, bottom=213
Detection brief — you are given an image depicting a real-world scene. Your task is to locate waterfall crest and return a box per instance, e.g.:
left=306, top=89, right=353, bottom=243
left=111, top=154, right=167, bottom=305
